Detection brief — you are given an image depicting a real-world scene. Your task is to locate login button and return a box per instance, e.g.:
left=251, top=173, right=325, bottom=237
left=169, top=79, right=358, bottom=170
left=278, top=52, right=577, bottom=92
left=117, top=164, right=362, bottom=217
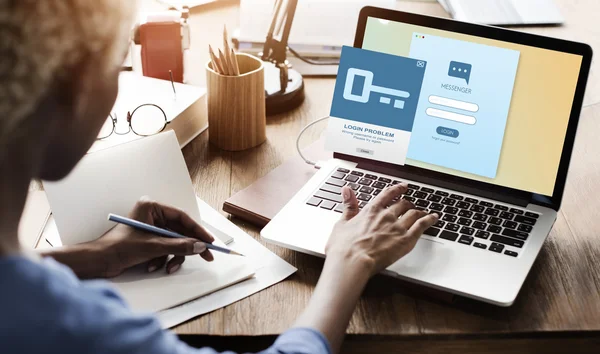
left=436, top=126, right=459, bottom=138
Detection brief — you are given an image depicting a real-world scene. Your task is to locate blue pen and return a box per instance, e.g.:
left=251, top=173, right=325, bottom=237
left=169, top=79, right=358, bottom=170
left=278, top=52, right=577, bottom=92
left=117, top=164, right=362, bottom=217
left=108, top=213, right=244, bottom=256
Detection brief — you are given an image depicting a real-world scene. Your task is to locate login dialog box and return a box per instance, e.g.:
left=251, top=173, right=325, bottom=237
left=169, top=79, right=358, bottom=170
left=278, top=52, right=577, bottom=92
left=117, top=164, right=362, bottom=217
left=407, top=33, right=520, bottom=178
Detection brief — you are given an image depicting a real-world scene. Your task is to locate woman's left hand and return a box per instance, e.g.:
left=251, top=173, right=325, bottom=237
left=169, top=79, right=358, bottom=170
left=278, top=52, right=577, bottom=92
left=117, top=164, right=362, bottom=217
left=44, top=197, right=215, bottom=279
left=93, top=197, right=215, bottom=277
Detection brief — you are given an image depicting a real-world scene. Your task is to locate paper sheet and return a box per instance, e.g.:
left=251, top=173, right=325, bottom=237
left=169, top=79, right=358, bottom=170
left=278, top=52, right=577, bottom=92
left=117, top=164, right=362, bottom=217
left=43, top=131, right=231, bottom=245
left=157, top=197, right=297, bottom=328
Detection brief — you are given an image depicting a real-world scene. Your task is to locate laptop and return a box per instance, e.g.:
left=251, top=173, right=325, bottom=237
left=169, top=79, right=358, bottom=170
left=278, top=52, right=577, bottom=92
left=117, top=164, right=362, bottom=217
left=261, top=7, right=592, bottom=306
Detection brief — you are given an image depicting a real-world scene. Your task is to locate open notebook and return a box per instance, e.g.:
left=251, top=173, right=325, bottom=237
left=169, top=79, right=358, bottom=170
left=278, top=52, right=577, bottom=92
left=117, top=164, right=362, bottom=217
left=43, top=131, right=253, bottom=312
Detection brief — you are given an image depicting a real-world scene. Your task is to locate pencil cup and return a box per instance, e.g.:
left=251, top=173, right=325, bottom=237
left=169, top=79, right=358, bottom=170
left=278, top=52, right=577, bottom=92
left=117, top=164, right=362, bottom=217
left=206, top=53, right=266, bottom=151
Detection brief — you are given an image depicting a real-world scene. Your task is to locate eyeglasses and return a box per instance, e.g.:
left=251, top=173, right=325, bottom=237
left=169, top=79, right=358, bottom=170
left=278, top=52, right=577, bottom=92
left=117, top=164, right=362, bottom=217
left=97, top=104, right=169, bottom=140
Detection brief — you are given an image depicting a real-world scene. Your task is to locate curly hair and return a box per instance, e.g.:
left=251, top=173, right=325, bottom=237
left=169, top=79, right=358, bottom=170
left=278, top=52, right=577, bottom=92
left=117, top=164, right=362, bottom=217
left=0, top=0, right=136, bottom=153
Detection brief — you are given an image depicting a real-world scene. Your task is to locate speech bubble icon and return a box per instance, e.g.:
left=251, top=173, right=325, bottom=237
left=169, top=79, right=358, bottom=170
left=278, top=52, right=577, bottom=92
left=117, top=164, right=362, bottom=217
left=448, top=61, right=472, bottom=85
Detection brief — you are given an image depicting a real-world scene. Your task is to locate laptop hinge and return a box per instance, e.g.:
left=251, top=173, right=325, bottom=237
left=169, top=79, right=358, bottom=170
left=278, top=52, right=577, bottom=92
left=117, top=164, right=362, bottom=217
left=356, top=161, right=531, bottom=207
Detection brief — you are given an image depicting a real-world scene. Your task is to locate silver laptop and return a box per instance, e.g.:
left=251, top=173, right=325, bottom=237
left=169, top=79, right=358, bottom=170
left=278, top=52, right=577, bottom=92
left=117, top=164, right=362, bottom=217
left=261, top=7, right=592, bottom=306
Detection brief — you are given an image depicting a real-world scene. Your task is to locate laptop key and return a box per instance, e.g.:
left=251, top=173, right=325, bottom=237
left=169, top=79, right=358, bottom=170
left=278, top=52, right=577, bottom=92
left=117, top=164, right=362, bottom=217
left=413, top=191, right=428, bottom=199
left=403, top=196, right=416, bottom=203
left=348, top=183, right=360, bottom=191
left=331, top=172, right=346, bottom=179
left=470, top=205, right=485, bottom=213
left=404, top=189, right=414, bottom=196
left=359, top=201, right=368, bottom=208
left=525, top=212, right=539, bottom=219
left=430, top=203, right=444, bottom=211
left=359, top=186, right=374, bottom=194
left=320, top=200, right=335, bottom=210
left=458, top=235, right=474, bottom=245
left=378, top=177, right=392, bottom=183
left=372, top=181, right=387, bottom=189
left=392, top=180, right=402, bottom=185
left=489, top=243, right=504, bottom=253
left=475, top=230, right=490, bottom=239
left=484, top=208, right=500, bottom=216
left=443, top=206, right=459, bottom=215
left=428, top=194, right=442, bottom=202
left=503, top=220, right=518, bottom=229
left=491, top=234, right=524, bottom=248
left=457, top=218, right=472, bottom=226
left=473, top=213, right=488, bottom=222
left=345, top=175, right=359, bottom=183
left=450, top=194, right=464, bottom=201
left=337, top=168, right=350, bottom=173
left=326, top=178, right=346, bottom=187
left=434, top=220, right=446, bottom=228
left=424, top=227, right=440, bottom=237
left=306, top=197, right=322, bottom=207
left=421, top=187, right=435, bottom=193
left=358, top=178, right=373, bottom=186
left=465, top=197, right=479, bottom=204
left=473, top=242, right=487, bottom=249
left=365, top=174, right=378, bottom=180
left=510, top=208, right=524, bottom=215
left=480, top=201, right=493, bottom=207
left=334, top=204, right=345, bottom=213
left=357, top=193, right=372, bottom=202
left=320, top=184, right=342, bottom=195
left=456, top=201, right=471, bottom=209
left=499, top=211, right=514, bottom=220
left=487, top=225, right=502, bottom=233
left=489, top=217, right=502, bottom=225
left=373, top=189, right=381, bottom=196
left=442, top=214, right=458, bottom=223
left=440, top=230, right=459, bottom=241
left=458, top=210, right=473, bottom=218
left=494, top=204, right=509, bottom=211
left=415, top=199, right=430, bottom=208
left=351, top=171, right=364, bottom=176
left=518, top=224, right=532, bottom=233
left=472, top=221, right=487, bottom=230
left=435, top=190, right=449, bottom=197
left=515, top=215, right=537, bottom=226
left=314, top=190, right=343, bottom=203
left=445, top=223, right=460, bottom=232
left=504, top=250, right=518, bottom=257
left=460, top=226, right=475, bottom=236
left=441, top=198, right=456, bottom=206
left=502, top=228, right=529, bottom=240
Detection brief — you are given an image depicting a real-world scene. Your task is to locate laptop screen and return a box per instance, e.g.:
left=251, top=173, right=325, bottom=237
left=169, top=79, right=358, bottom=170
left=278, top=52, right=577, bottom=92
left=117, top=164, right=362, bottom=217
left=327, top=16, right=584, bottom=197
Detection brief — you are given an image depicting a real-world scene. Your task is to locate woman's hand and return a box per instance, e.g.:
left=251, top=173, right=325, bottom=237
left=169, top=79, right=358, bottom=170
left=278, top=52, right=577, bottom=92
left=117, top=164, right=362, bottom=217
left=94, top=197, right=215, bottom=278
left=326, top=183, right=438, bottom=276
left=43, top=197, right=215, bottom=279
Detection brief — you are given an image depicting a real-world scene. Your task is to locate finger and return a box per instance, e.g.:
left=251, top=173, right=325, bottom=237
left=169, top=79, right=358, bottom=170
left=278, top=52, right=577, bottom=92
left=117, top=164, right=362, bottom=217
left=387, top=198, right=415, bottom=218
left=370, top=183, right=408, bottom=210
left=199, top=249, right=214, bottom=262
left=397, top=209, right=429, bottom=229
left=145, top=200, right=215, bottom=243
left=166, top=256, right=185, bottom=274
left=341, top=186, right=359, bottom=220
left=147, top=256, right=167, bottom=273
left=144, top=237, right=207, bottom=257
left=406, top=213, right=439, bottom=240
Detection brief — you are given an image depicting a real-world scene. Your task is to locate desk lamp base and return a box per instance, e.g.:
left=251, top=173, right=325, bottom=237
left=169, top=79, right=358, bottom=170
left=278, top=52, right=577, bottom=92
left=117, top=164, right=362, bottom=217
left=264, top=61, right=305, bottom=115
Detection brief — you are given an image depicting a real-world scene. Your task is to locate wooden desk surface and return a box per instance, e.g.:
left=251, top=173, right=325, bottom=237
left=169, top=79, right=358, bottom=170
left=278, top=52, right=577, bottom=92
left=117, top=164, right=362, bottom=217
left=142, top=0, right=600, bottom=350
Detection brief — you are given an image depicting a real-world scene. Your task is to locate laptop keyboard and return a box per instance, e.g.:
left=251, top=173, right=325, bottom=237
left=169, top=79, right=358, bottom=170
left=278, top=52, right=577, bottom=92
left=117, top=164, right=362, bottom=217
left=306, top=168, right=541, bottom=258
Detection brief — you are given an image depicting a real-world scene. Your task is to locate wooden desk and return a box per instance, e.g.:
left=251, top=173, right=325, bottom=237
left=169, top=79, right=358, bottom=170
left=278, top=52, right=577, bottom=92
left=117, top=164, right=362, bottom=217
left=143, top=1, right=600, bottom=352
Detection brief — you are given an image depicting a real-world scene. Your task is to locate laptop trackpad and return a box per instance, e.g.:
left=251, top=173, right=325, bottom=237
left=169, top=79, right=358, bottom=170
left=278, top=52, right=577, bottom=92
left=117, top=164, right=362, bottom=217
left=389, top=238, right=451, bottom=277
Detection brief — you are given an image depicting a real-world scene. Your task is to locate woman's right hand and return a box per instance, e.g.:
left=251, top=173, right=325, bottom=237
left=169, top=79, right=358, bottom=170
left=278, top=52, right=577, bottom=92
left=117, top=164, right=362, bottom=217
left=326, top=183, right=438, bottom=277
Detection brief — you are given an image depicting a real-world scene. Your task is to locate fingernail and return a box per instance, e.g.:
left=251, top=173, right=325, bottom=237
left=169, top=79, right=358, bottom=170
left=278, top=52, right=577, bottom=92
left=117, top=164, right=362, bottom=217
left=193, top=242, right=207, bottom=254
left=148, top=265, right=157, bottom=273
left=168, top=264, right=180, bottom=274
left=342, top=188, right=350, bottom=201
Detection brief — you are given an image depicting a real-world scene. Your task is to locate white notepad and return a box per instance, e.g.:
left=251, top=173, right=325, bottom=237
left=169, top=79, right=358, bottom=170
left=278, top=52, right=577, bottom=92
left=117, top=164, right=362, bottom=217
left=43, top=131, right=249, bottom=312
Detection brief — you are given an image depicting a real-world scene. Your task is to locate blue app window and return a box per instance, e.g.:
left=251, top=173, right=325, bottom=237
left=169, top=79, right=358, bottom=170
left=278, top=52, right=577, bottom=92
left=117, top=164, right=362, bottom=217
left=330, top=46, right=427, bottom=132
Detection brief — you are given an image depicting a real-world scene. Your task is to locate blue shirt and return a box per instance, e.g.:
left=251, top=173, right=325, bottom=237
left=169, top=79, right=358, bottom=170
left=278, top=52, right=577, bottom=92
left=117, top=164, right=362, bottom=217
left=0, top=255, right=331, bottom=354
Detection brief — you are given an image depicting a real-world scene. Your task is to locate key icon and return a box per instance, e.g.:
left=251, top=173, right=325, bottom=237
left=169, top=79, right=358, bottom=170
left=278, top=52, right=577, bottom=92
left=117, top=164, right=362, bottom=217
left=342, top=68, right=410, bottom=109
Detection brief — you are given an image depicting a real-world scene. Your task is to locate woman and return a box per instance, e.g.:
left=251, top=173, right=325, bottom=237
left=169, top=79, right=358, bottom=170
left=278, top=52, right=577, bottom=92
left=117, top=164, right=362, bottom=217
left=0, top=1, right=437, bottom=353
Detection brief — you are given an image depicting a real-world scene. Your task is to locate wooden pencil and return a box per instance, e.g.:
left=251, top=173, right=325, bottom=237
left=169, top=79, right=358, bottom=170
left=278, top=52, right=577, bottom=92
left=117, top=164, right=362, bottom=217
left=209, top=45, right=224, bottom=75
left=231, top=48, right=240, bottom=76
left=218, top=48, right=232, bottom=75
